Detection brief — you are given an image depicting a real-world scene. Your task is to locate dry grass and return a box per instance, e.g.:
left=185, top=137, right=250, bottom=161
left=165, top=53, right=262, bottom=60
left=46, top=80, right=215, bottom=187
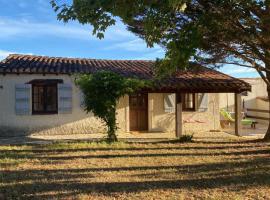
left=0, top=132, right=269, bottom=200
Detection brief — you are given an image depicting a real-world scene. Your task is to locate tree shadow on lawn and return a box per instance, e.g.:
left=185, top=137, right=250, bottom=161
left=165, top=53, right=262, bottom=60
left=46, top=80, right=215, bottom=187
left=0, top=138, right=268, bottom=159
left=1, top=157, right=270, bottom=199
left=0, top=143, right=267, bottom=155
left=20, top=148, right=268, bottom=161
left=1, top=158, right=269, bottom=182
left=3, top=174, right=270, bottom=199
left=1, top=139, right=269, bottom=199
left=1, top=149, right=269, bottom=162
left=1, top=141, right=268, bottom=170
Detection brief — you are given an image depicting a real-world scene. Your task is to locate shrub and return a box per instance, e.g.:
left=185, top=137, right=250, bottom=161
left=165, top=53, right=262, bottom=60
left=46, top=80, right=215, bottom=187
left=178, top=134, right=194, bottom=143
left=76, top=71, right=151, bottom=143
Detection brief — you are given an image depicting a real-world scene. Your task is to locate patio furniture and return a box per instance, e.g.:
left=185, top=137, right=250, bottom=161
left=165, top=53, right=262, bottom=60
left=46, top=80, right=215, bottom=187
left=220, top=109, right=257, bottom=129
left=229, top=111, right=245, bottom=119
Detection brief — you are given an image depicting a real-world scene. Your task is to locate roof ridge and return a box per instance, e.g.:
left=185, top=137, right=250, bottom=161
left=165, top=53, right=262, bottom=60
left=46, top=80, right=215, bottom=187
left=6, top=54, right=155, bottom=63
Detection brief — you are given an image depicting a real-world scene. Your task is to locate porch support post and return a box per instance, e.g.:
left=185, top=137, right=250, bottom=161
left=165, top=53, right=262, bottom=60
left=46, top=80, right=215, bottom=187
left=175, top=93, right=183, bottom=138
left=125, top=95, right=130, bottom=132
left=234, top=93, right=242, bottom=136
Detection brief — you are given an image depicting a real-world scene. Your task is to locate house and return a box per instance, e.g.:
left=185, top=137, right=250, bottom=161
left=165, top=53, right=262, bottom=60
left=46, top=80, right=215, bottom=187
left=0, top=54, right=251, bottom=137
left=219, top=78, right=269, bottom=124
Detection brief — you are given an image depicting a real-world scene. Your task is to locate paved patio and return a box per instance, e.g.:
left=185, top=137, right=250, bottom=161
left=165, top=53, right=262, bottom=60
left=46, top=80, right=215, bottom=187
left=222, top=123, right=268, bottom=138
left=0, top=126, right=266, bottom=145
left=0, top=131, right=176, bottom=145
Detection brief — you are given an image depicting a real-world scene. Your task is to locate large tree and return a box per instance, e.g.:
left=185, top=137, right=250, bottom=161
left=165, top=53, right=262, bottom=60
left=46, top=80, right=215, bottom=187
left=52, top=0, right=270, bottom=140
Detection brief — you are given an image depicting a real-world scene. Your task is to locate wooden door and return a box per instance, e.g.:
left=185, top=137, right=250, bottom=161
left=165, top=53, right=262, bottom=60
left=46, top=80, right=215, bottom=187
left=129, top=93, right=148, bottom=131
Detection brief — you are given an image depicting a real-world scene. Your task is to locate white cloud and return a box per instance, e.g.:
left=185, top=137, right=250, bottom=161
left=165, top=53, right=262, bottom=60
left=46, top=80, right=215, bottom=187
left=105, top=39, right=146, bottom=51
left=0, top=50, right=32, bottom=61
left=230, top=68, right=256, bottom=74
left=0, top=50, right=14, bottom=60
left=105, top=38, right=163, bottom=53
left=219, top=65, right=259, bottom=78
left=0, top=17, right=135, bottom=41
left=132, top=49, right=165, bottom=60
left=221, top=65, right=256, bottom=75
left=0, top=18, right=94, bottom=40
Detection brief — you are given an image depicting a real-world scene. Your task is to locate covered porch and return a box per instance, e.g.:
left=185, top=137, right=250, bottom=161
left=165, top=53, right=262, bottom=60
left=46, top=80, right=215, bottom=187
left=172, top=91, right=245, bottom=138
left=122, top=90, right=250, bottom=139
left=120, top=66, right=252, bottom=138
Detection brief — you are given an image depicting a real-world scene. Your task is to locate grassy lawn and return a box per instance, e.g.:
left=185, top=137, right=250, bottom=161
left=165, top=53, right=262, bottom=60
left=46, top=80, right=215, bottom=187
left=0, top=133, right=269, bottom=200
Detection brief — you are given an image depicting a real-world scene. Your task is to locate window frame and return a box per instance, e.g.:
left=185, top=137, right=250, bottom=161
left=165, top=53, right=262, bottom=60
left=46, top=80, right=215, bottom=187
left=182, top=93, right=196, bottom=111
left=31, top=82, right=58, bottom=115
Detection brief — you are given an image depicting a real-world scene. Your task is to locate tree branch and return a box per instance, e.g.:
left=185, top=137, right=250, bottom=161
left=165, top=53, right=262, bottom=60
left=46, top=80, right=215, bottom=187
left=215, top=61, right=259, bottom=69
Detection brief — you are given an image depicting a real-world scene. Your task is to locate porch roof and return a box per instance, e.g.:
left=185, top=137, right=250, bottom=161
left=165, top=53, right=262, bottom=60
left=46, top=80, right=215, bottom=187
left=0, top=54, right=251, bottom=93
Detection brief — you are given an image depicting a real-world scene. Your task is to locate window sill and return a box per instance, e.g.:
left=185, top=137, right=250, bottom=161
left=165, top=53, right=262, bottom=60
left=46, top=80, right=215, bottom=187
left=183, top=110, right=196, bottom=112
left=32, top=112, right=58, bottom=115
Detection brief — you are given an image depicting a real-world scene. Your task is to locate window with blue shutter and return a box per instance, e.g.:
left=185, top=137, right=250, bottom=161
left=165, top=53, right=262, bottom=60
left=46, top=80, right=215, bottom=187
left=198, top=93, right=208, bottom=112
left=15, top=84, right=31, bottom=115
left=58, top=83, right=72, bottom=114
left=32, top=84, right=58, bottom=114
left=164, top=93, right=175, bottom=113
left=28, top=79, right=63, bottom=115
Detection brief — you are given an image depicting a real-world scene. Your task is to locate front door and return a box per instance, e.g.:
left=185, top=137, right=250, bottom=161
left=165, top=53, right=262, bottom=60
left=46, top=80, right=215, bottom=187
left=129, top=93, right=148, bottom=131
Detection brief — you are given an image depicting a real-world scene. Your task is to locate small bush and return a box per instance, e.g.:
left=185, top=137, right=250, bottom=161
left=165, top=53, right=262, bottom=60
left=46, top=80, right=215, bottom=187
left=178, top=134, right=194, bottom=143
left=76, top=71, right=151, bottom=142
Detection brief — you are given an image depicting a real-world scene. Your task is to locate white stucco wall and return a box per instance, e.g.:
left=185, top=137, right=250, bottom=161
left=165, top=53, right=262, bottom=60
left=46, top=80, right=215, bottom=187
left=219, top=78, right=268, bottom=110
left=148, top=93, right=220, bottom=134
left=0, top=74, right=220, bottom=136
left=0, top=74, right=111, bottom=136
left=219, top=78, right=269, bottom=124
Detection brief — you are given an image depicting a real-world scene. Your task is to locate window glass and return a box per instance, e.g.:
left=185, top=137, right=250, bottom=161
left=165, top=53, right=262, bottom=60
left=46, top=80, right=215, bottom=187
left=32, top=84, right=58, bottom=114
left=46, top=86, right=57, bottom=111
left=182, top=93, right=196, bottom=111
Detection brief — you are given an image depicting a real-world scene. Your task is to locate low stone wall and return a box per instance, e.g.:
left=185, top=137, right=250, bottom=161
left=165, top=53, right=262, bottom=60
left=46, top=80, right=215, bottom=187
left=0, top=117, right=106, bottom=137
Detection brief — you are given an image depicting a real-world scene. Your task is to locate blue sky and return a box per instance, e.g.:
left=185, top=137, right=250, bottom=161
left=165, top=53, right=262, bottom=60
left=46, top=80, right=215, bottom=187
left=0, top=0, right=259, bottom=78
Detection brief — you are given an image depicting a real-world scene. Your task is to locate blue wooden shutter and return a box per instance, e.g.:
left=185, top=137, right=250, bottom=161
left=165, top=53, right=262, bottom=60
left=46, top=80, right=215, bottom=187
left=198, top=93, right=208, bottom=112
left=15, top=84, right=31, bottom=115
left=164, top=93, right=175, bottom=113
left=58, top=83, right=72, bottom=114
left=79, top=89, right=85, bottom=109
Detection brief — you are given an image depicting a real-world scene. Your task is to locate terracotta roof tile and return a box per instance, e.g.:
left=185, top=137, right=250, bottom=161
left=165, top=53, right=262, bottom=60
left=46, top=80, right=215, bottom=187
left=0, top=54, right=251, bottom=92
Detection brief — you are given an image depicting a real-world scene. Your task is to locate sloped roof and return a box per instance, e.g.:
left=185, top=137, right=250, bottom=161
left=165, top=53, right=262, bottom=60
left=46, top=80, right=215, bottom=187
left=0, top=54, right=251, bottom=93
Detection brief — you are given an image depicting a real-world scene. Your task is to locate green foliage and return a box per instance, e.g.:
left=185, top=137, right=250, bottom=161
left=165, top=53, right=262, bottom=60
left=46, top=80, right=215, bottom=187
left=178, top=134, right=194, bottom=143
left=50, top=1, right=268, bottom=69
left=50, top=1, right=269, bottom=75
left=75, top=71, right=150, bottom=142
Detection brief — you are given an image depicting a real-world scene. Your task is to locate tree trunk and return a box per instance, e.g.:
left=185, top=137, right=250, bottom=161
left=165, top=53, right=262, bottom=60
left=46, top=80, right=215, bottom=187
left=263, top=87, right=270, bottom=141
left=108, top=125, right=118, bottom=142
left=106, top=108, right=118, bottom=143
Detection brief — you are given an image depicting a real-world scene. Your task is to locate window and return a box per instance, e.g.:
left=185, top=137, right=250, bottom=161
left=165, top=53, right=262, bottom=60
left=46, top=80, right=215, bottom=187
left=32, top=83, right=58, bottom=114
left=182, top=93, right=196, bottom=111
